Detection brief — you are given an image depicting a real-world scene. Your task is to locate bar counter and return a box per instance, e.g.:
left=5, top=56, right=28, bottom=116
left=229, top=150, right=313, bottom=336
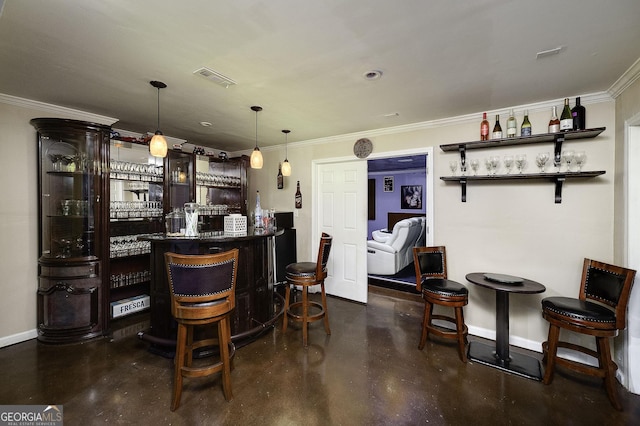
left=138, top=229, right=283, bottom=356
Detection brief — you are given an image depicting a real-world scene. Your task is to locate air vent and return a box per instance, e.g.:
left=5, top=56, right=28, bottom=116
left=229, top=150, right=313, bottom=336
left=193, top=67, right=237, bottom=88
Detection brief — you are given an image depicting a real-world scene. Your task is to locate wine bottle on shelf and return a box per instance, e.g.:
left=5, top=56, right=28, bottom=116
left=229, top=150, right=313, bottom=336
left=255, top=190, right=263, bottom=229
left=480, top=112, right=490, bottom=141
left=295, top=181, right=302, bottom=209
left=492, top=114, right=502, bottom=139
left=560, top=98, right=573, bottom=131
left=506, top=109, right=517, bottom=138
left=277, top=163, right=283, bottom=189
left=521, top=110, right=532, bottom=136
left=548, top=106, right=560, bottom=133
left=572, top=96, right=586, bottom=130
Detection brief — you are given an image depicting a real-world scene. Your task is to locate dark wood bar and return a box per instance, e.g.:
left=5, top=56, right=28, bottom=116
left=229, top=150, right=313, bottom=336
left=139, top=230, right=283, bottom=356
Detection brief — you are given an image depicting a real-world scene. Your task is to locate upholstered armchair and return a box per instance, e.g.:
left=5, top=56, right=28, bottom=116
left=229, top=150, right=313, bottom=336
left=367, top=218, right=423, bottom=275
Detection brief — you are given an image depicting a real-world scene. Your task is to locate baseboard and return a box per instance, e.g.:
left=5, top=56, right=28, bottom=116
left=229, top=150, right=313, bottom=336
left=0, top=329, right=38, bottom=348
left=468, top=325, right=543, bottom=354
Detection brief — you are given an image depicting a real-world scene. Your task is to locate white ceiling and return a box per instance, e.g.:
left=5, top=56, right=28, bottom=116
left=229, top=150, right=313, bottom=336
left=1, top=0, right=639, bottom=152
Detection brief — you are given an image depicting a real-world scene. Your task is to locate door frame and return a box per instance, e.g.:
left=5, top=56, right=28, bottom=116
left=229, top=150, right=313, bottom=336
left=312, top=146, right=434, bottom=300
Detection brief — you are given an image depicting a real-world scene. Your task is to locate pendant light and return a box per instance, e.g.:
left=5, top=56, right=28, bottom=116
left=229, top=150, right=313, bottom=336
left=149, top=80, right=168, bottom=158
left=281, top=129, right=292, bottom=176
left=250, top=106, right=263, bottom=169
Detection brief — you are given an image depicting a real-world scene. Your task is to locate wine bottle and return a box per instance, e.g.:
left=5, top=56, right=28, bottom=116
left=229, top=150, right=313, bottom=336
left=506, top=109, right=517, bottom=138
left=571, top=96, right=586, bottom=130
left=295, top=181, right=302, bottom=209
left=255, top=190, right=263, bottom=229
left=548, top=106, right=560, bottom=133
left=521, top=110, right=532, bottom=136
left=277, top=163, right=283, bottom=189
left=492, top=114, right=502, bottom=139
left=560, top=98, right=573, bottom=131
left=480, top=112, right=490, bottom=141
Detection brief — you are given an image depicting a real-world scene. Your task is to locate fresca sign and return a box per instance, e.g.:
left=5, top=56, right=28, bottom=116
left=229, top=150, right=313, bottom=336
left=0, top=405, right=63, bottom=426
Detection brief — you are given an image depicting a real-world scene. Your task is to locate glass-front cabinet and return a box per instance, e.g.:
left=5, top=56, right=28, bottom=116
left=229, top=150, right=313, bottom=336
left=32, top=118, right=110, bottom=343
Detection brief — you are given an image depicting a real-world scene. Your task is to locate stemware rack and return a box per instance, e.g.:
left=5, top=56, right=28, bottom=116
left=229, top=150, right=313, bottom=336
left=439, top=127, right=606, bottom=203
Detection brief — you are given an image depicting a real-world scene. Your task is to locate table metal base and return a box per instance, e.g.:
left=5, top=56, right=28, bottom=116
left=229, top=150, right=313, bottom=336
left=468, top=341, right=543, bottom=381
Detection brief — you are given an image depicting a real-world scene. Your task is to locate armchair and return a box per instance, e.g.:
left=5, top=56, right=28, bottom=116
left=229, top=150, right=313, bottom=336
left=367, top=218, right=423, bottom=275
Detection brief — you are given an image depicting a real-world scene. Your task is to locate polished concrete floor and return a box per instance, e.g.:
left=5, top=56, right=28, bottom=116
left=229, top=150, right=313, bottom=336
left=2, top=287, right=640, bottom=425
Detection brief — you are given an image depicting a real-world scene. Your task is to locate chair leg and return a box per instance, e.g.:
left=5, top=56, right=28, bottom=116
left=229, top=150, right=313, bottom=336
left=455, top=306, right=468, bottom=363
left=597, top=336, right=622, bottom=410
left=418, top=301, right=433, bottom=350
left=320, top=281, right=331, bottom=335
left=302, top=285, right=309, bottom=347
left=185, top=326, right=194, bottom=368
left=219, top=318, right=233, bottom=402
left=542, top=324, right=560, bottom=385
left=282, top=281, right=291, bottom=333
left=171, top=323, right=187, bottom=411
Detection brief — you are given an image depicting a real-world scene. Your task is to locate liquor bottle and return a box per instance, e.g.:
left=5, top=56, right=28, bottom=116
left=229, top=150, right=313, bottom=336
left=492, top=114, right=502, bottom=139
left=571, top=96, right=586, bottom=130
left=277, top=163, right=283, bottom=189
left=254, top=190, right=263, bottom=228
left=480, top=112, right=490, bottom=141
left=548, top=106, right=560, bottom=133
left=295, top=181, right=302, bottom=209
left=560, top=98, right=573, bottom=131
left=506, top=109, right=517, bottom=138
left=521, top=110, right=532, bottom=136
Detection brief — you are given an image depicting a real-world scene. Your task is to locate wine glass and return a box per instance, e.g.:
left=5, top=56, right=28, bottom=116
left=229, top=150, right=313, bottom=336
left=515, top=154, right=527, bottom=174
left=574, top=151, right=587, bottom=171
left=449, top=160, right=458, bottom=176
left=503, top=155, right=514, bottom=174
left=490, top=156, right=500, bottom=176
left=535, top=152, right=550, bottom=172
left=470, top=159, right=480, bottom=175
left=562, top=150, right=574, bottom=172
left=484, top=157, right=493, bottom=176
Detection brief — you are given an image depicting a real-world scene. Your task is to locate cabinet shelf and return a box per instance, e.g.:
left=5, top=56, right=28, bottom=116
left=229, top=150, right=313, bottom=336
left=440, top=127, right=606, bottom=203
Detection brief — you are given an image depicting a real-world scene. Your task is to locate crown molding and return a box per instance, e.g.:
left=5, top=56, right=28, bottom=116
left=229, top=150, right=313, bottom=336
left=608, top=57, right=640, bottom=99
left=233, top=91, right=614, bottom=156
left=0, top=93, right=118, bottom=125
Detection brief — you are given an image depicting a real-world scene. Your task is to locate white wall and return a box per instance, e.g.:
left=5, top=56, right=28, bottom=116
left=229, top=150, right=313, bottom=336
left=249, top=96, right=617, bottom=352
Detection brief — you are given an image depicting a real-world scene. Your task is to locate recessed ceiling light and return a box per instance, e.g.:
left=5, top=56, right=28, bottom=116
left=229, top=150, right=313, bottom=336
left=200, top=121, right=212, bottom=127
left=363, top=70, right=383, bottom=80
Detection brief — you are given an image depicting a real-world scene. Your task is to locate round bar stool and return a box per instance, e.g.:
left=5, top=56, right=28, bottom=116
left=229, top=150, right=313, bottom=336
left=282, top=233, right=332, bottom=347
left=164, top=249, right=239, bottom=411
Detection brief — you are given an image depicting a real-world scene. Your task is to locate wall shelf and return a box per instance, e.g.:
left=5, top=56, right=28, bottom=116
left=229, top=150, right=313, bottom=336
left=439, top=127, right=606, bottom=203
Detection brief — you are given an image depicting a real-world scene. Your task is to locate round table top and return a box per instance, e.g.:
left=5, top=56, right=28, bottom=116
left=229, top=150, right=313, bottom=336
left=465, top=272, right=546, bottom=294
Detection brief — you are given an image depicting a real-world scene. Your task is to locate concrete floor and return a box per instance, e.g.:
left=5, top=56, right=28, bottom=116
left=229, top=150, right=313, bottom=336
left=1, top=288, right=640, bottom=425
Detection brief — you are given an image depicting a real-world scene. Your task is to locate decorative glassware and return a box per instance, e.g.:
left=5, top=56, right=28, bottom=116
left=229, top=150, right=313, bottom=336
left=503, top=155, right=514, bottom=174
left=535, top=152, right=550, bottom=172
left=574, top=151, right=586, bottom=171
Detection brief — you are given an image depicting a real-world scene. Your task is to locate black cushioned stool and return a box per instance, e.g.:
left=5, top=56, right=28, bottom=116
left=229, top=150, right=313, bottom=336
left=282, top=233, right=332, bottom=347
left=165, top=249, right=239, bottom=411
left=413, top=246, right=469, bottom=362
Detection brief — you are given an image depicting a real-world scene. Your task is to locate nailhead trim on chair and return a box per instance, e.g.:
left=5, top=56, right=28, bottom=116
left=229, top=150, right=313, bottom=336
left=168, top=259, right=236, bottom=297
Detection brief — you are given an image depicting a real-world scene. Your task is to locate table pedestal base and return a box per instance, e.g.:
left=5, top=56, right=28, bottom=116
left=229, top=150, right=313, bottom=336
left=468, top=341, right=543, bottom=381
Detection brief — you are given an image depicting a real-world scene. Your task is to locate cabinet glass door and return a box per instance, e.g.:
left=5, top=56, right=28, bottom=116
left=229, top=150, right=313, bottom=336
left=166, top=150, right=194, bottom=213
left=34, top=119, right=107, bottom=261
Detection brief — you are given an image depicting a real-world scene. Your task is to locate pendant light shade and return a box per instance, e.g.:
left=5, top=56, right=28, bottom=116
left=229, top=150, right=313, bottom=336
left=281, top=129, right=292, bottom=176
left=250, top=106, right=263, bottom=169
left=149, top=80, right=168, bottom=158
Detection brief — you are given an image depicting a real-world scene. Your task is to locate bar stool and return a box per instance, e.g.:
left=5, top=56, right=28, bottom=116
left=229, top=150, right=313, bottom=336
left=282, top=233, right=332, bottom=346
left=413, top=246, right=469, bottom=362
left=165, top=249, right=239, bottom=411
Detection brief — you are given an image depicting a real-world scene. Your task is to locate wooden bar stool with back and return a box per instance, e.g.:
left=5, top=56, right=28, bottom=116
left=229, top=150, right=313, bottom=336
left=164, top=248, right=239, bottom=411
left=413, top=246, right=469, bottom=362
left=282, top=233, right=332, bottom=347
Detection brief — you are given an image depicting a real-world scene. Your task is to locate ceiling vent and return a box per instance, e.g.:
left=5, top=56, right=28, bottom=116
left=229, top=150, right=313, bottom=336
left=193, top=67, right=236, bottom=88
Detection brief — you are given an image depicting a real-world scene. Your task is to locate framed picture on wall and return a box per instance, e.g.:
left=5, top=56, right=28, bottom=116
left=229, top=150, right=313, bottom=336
left=383, top=176, right=394, bottom=192
left=401, top=185, right=422, bottom=209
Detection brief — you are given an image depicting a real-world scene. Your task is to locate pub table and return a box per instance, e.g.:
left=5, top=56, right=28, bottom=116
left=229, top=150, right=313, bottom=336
left=465, top=272, right=546, bottom=380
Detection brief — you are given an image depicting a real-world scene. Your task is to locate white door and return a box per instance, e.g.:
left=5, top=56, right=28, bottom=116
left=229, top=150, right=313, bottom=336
left=314, top=159, right=368, bottom=303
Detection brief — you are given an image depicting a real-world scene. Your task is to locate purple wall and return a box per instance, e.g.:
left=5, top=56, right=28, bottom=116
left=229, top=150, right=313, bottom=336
left=368, top=171, right=426, bottom=238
